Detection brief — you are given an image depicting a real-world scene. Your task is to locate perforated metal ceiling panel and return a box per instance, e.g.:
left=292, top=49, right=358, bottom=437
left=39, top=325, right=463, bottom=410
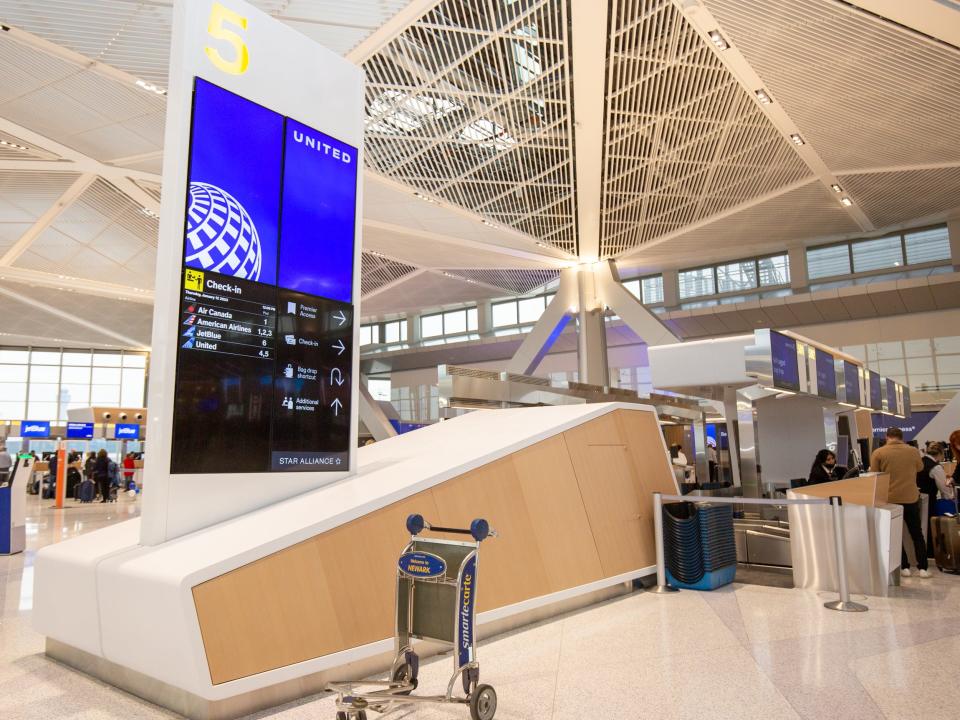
left=439, top=267, right=559, bottom=294
left=361, top=0, right=578, bottom=253
left=0, top=1, right=414, bottom=86
left=360, top=251, right=420, bottom=296
left=702, top=0, right=960, bottom=171
left=840, top=167, right=960, bottom=229
left=599, top=0, right=811, bottom=257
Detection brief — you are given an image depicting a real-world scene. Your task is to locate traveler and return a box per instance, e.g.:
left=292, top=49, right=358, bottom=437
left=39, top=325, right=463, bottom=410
left=84, top=451, right=96, bottom=482
left=122, top=452, right=136, bottom=489
left=669, top=444, right=688, bottom=483
left=951, top=430, right=960, bottom=486
left=919, top=443, right=952, bottom=557
left=93, top=449, right=111, bottom=504
left=808, top=449, right=840, bottom=485
left=871, top=427, right=928, bottom=577
left=0, top=444, right=12, bottom=483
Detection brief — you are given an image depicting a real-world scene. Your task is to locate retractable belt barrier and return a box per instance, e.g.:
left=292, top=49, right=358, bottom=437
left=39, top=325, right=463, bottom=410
left=650, top=493, right=868, bottom=613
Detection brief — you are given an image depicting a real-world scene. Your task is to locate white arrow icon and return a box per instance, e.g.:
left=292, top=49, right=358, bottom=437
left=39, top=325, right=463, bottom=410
left=332, top=339, right=346, bottom=355
left=331, top=398, right=343, bottom=416
left=330, top=368, right=344, bottom=386
left=333, top=310, right=347, bottom=326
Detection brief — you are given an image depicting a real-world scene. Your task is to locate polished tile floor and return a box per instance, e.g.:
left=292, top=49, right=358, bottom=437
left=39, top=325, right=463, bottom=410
left=3, top=493, right=960, bottom=720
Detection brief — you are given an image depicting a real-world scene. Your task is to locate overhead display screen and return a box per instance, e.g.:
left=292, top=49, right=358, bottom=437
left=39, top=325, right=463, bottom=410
left=19, top=420, right=50, bottom=438
left=902, top=385, right=912, bottom=417
left=769, top=331, right=800, bottom=392
left=814, top=348, right=836, bottom=399
left=868, top=371, right=882, bottom=411
left=840, top=361, right=861, bottom=407
left=66, top=422, right=94, bottom=439
left=884, top=378, right=897, bottom=415
left=171, top=78, right=356, bottom=474
left=114, top=423, right=141, bottom=440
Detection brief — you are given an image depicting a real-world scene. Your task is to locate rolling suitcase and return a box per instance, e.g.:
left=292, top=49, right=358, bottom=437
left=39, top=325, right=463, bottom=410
left=932, top=496, right=960, bottom=573
left=78, top=479, right=95, bottom=503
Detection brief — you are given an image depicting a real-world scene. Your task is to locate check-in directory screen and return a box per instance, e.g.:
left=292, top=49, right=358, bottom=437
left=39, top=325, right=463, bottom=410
left=769, top=331, right=800, bottom=392
left=171, top=78, right=357, bottom=474
left=841, top=361, right=861, bottom=407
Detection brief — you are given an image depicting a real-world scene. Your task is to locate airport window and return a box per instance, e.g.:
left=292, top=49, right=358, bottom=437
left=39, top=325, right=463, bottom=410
left=359, top=324, right=380, bottom=346
left=421, top=308, right=479, bottom=339
left=518, top=296, right=546, bottom=324
left=642, top=275, right=664, bottom=304
left=420, top=313, right=444, bottom=338
left=0, top=346, right=148, bottom=422
left=808, top=224, right=950, bottom=280
left=383, top=320, right=407, bottom=344
left=715, top=260, right=757, bottom=294
left=678, top=267, right=715, bottom=299
left=852, top=235, right=903, bottom=273
left=904, top=227, right=951, bottom=265
left=492, top=301, right=519, bottom=327
left=807, top=244, right=851, bottom=279
left=367, top=377, right=391, bottom=402
left=758, top=254, right=790, bottom=286
left=623, top=279, right=641, bottom=299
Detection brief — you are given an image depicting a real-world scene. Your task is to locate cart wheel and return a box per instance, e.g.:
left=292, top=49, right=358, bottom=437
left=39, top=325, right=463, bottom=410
left=469, top=684, right=497, bottom=720
left=392, top=663, right=418, bottom=695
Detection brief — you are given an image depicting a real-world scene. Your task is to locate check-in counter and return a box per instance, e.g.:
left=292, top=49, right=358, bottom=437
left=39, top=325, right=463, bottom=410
left=788, top=473, right=902, bottom=597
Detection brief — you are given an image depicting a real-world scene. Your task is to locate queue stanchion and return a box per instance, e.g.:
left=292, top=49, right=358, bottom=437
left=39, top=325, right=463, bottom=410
left=648, top=492, right=678, bottom=594
left=823, top=496, right=868, bottom=613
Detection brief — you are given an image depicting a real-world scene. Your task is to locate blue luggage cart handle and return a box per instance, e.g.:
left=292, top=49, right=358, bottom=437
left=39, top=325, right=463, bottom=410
left=406, top=514, right=494, bottom=542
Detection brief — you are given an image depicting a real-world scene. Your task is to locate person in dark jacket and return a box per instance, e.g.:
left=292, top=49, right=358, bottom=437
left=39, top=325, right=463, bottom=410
left=84, top=451, right=96, bottom=481
left=808, top=449, right=841, bottom=485
left=93, top=449, right=111, bottom=503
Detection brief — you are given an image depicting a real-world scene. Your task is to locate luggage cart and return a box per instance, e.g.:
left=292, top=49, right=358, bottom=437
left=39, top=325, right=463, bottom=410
left=327, top=514, right=498, bottom=720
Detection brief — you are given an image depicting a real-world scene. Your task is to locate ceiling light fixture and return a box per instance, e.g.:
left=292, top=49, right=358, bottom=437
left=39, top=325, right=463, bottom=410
left=708, top=30, right=729, bottom=50
left=840, top=197, right=853, bottom=207
left=139, top=207, right=160, bottom=219
left=754, top=89, right=772, bottom=104
left=830, top=183, right=843, bottom=193
left=481, top=219, right=498, bottom=228
left=0, top=138, right=29, bottom=151
left=789, top=133, right=805, bottom=145
left=135, top=79, right=167, bottom=96
left=413, top=191, right=436, bottom=204
left=535, top=242, right=548, bottom=248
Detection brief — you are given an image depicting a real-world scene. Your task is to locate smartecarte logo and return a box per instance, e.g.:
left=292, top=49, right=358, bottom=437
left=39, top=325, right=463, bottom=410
left=185, top=182, right=262, bottom=281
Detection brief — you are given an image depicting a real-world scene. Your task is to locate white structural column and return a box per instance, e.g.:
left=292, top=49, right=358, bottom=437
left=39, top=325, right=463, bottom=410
left=569, top=0, right=610, bottom=260
left=505, top=267, right=578, bottom=376
left=358, top=379, right=398, bottom=442
left=576, top=268, right=608, bottom=385
left=594, top=261, right=679, bottom=347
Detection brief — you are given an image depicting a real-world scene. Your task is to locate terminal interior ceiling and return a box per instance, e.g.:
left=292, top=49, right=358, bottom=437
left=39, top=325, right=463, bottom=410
left=0, top=0, right=958, bottom=351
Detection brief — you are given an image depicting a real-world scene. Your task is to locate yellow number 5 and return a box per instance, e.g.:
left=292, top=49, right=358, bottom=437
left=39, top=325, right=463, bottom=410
left=205, top=3, right=249, bottom=75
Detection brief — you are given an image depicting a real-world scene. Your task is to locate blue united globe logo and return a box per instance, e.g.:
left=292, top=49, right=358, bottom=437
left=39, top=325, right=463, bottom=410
left=185, top=182, right=262, bottom=281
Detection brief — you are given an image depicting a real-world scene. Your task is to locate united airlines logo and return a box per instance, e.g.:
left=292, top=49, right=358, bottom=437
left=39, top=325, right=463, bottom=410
left=292, top=129, right=352, bottom=163
left=185, top=182, right=262, bottom=281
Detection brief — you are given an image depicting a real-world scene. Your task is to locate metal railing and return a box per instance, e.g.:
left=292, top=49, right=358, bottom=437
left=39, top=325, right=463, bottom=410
left=650, top=492, right=868, bottom=613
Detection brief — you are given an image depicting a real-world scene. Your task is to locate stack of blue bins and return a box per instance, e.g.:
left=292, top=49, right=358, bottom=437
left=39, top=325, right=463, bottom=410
left=663, top=501, right=737, bottom=590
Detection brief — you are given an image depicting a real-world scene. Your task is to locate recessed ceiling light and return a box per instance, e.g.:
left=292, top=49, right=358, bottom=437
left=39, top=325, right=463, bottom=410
left=840, top=197, right=853, bottom=207
left=135, top=79, right=167, bottom=96
left=708, top=30, right=729, bottom=50
left=0, top=138, right=29, bottom=151
left=789, top=133, right=805, bottom=145
left=536, top=242, right=548, bottom=248
left=754, top=89, right=772, bottom=104
left=830, top=183, right=843, bottom=193
left=481, top=219, right=498, bottom=228
left=413, top=192, right=436, bottom=204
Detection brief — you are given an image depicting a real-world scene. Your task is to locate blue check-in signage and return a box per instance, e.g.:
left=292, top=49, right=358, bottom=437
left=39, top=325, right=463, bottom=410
left=19, top=420, right=50, bottom=438
left=114, top=423, right=141, bottom=440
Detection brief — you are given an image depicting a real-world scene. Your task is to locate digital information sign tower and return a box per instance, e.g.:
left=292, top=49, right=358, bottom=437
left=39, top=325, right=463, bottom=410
left=142, top=0, right=363, bottom=545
